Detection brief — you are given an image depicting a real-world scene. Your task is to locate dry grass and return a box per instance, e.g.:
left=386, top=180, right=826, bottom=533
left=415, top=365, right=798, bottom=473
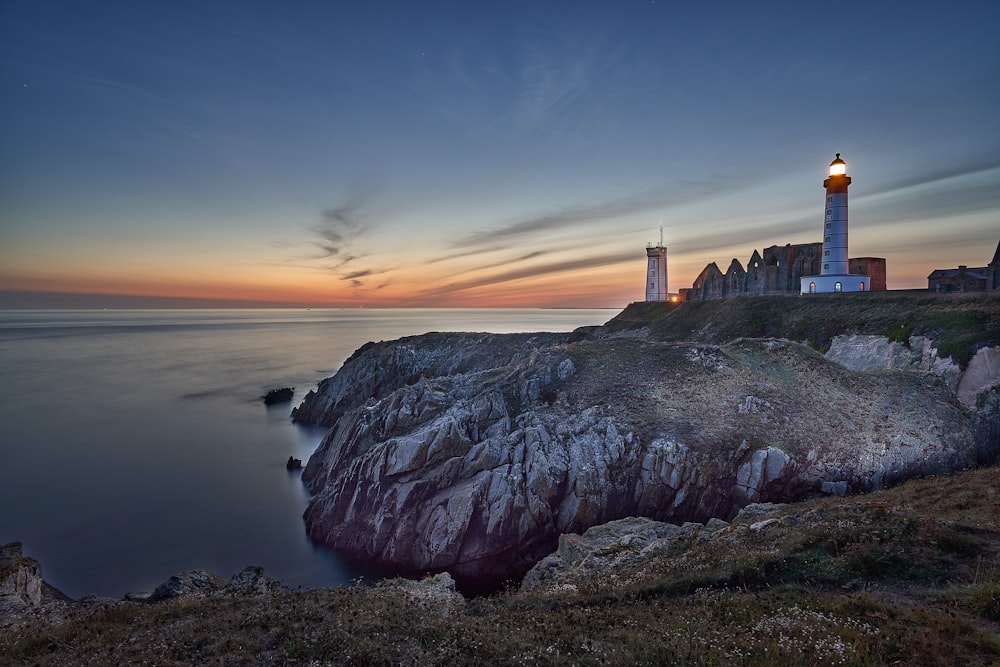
left=4, top=466, right=999, bottom=666
left=608, top=292, right=1000, bottom=366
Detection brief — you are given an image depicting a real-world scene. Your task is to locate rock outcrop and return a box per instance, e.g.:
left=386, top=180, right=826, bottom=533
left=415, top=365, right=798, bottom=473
left=825, top=334, right=962, bottom=389
left=1, top=542, right=44, bottom=612
left=958, top=346, right=1000, bottom=408
left=263, top=387, right=294, bottom=405
left=522, top=517, right=702, bottom=591
left=1, top=542, right=74, bottom=629
left=296, top=331, right=992, bottom=587
left=150, top=569, right=228, bottom=601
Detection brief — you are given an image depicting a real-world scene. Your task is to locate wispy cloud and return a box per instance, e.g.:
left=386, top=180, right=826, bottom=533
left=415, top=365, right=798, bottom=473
left=855, top=163, right=1000, bottom=226
left=865, top=159, right=1000, bottom=199
left=292, top=198, right=398, bottom=290
left=412, top=250, right=636, bottom=302
left=447, top=183, right=728, bottom=254
left=510, top=24, right=633, bottom=133
left=310, top=204, right=368, bottom=262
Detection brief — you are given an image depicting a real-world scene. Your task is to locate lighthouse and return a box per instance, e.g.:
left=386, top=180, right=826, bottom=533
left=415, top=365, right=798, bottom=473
left=822, top=153, right=850, bottom=276
left=645, top=228, right=668, bottom=301
left=800, top=154, right=870, bottom=294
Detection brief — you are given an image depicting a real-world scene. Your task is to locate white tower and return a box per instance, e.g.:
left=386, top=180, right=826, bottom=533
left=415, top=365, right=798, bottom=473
left=645, top=228, right=668, bottom=301
left=801, top=154, right=870, bottom=294
left=821, top=153, right=850, bottom=276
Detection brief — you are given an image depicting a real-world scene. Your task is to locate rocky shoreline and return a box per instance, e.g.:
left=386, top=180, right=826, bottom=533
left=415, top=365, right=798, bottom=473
left=291, top=296, right=1000, bottom=590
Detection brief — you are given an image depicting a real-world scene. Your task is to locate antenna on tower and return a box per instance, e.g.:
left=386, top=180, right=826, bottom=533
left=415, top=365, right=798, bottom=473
left=659, top=224, right=664, bottom=247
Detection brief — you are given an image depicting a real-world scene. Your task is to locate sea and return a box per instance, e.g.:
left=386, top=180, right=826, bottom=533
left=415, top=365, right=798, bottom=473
left=0, top=308, right=613, bottom=599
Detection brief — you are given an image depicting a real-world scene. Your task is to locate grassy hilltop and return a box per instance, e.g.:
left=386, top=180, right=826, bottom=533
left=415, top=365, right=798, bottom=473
left=605, top=291, right=1000, bottom=367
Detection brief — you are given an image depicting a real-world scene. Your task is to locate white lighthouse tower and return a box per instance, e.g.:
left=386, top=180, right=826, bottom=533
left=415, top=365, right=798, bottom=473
left=800, top=153, right=870, bottom=294
left=645, top=227, right=668, bottom=301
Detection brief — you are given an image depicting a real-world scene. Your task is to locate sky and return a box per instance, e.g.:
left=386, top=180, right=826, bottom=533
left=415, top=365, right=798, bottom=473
left=1, top=1, right=998, bottom=308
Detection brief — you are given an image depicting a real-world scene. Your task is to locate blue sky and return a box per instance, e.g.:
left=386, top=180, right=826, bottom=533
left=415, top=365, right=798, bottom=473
left=2, top=0, right=998, bottom=307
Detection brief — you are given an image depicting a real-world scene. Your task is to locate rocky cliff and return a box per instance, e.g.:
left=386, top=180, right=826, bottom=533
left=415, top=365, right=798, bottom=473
left=294, top=298, right=1000, bottom=588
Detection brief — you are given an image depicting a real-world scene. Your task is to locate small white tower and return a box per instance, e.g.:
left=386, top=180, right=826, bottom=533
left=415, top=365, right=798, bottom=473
left=645, top=227, right=668, bottom=301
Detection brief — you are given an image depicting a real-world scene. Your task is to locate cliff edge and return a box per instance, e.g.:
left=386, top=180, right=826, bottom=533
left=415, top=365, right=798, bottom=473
left=294, top=293, right=1000, bottom=589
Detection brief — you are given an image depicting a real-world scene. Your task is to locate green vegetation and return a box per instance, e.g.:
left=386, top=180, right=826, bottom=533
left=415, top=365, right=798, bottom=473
left=606, top=292, right=1000, bottom=367
left=4, top=466, right=998, bottom=666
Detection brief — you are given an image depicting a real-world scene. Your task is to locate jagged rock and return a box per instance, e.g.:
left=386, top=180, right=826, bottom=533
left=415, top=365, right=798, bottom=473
left=224, top=566, right=286, bottom=596
left=523, top=517, right=698, bottom=590
left=826, top=334, right=963, bottom=387
left=734, top=447, right=790, bottom=504
left=297, top=333, right=985, bottom=586
left=263, top=387, right=294, bottom=405
left=292, top=332, right=578, bottom=426
left=0, top=542, right=43, bottom=610
left=958, top=346, right=1000, bottom=409
left=286, top=456, right=303, bottom=470
left=150, top=569, right=227, bottom=601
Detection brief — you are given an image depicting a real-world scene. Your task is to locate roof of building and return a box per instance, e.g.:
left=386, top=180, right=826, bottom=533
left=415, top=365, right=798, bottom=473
left=927, top=267, right=989, bottom=280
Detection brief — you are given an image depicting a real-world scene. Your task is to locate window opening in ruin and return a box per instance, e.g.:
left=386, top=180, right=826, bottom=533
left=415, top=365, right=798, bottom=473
left=809, top=281, right=816, bottom=293
left=834, top=281, right=843, bottom=292
left=860, top=281, right=866, bottom=291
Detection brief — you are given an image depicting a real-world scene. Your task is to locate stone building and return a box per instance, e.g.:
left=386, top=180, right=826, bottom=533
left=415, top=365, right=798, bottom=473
left=682, top=243, right=886, bottom=301
left=927, top=241, right=1000, bottom=293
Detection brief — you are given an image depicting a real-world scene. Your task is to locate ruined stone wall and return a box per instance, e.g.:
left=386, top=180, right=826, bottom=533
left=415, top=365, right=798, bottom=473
left=686, top=243, right=823, bottom=300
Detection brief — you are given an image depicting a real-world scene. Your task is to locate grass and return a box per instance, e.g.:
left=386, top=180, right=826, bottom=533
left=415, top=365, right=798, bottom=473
left=4, top=465, right=999, bottom=666
left=606, top=292, right=1000, bottom=366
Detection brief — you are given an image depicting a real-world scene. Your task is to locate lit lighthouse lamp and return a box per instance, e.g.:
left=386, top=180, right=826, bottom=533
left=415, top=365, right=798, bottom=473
left=800, top=153, right=870, bottom=294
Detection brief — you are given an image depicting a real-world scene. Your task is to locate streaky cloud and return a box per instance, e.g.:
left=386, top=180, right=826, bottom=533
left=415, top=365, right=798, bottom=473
left=450, top=182, right=730, bottom=251
left=413, top=250, right=636, bottom=301
left=865, top=159, right=1000, bottom=199
left=439, top=251, right=551, bottom=279
left=342, top=269, right=373, bottom=281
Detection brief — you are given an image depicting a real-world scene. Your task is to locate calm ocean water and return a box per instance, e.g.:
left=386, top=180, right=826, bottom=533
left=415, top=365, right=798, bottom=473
left=0, top=308, right=613, bottom=599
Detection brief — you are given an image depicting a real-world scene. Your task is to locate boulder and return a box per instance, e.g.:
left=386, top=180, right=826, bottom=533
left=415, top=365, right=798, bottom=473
left=150, top=569, right=227, bottom=601
left=379, top=572, right=464, bottom=612
left=522, top=517, right=697, bottom=590
left=263, top=387, right=294, bottom=405
left=223, top=565, right=286, bottom=596
left=286, top=456, right=303, bottom=470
